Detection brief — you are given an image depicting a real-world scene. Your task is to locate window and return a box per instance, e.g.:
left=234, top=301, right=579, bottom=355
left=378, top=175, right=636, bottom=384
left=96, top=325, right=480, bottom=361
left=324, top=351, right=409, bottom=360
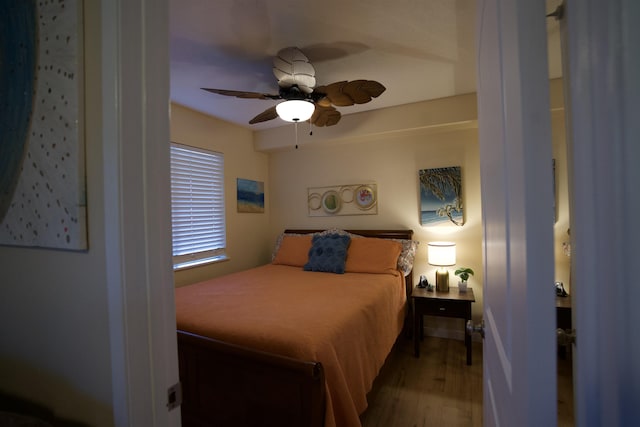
left=170, top=143, right=226, bottom=269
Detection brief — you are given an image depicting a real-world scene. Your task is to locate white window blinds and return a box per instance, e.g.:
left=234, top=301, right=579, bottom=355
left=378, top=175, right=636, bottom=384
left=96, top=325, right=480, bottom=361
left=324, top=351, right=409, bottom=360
left=170, top=143, right=226, bottom=268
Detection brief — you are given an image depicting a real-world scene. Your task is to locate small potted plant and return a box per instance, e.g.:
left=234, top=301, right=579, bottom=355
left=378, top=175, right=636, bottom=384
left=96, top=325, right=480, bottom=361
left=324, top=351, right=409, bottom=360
left=454, top=267, right=474, bottom=292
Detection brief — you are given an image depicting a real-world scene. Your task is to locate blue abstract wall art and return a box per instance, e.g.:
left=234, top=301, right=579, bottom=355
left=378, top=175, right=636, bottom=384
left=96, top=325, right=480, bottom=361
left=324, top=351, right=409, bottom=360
left=0, top=0, right=86, bottom=250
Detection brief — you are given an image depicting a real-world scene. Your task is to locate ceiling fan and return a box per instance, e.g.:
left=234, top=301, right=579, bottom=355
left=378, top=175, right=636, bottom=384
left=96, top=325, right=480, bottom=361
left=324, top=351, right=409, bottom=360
left=201, top=47, right=386, bottom=127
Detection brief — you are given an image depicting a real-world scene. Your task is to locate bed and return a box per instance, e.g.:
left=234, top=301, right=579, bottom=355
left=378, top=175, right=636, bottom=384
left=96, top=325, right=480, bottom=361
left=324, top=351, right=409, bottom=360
left=175, top=229, right=417, bottom=427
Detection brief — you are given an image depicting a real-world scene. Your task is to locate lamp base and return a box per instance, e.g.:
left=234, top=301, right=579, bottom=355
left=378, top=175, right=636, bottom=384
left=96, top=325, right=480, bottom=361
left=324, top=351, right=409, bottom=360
left=435, top=269, right=449, bottom=292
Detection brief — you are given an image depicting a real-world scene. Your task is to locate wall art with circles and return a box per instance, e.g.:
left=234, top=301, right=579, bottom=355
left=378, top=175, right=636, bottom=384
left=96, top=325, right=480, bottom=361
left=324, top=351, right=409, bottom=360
left=308, top=184, right=377, bottom=217
left=0, top=0, right=86, bottom=250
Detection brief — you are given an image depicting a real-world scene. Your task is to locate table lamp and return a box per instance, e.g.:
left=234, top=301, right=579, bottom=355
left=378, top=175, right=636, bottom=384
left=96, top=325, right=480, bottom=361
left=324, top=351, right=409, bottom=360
left=428, top=242, right=456, bottom=292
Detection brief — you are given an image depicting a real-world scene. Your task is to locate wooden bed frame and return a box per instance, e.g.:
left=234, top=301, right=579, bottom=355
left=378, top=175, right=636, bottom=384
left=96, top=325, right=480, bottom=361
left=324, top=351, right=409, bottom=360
left=177, top=229, right=414, bottom=427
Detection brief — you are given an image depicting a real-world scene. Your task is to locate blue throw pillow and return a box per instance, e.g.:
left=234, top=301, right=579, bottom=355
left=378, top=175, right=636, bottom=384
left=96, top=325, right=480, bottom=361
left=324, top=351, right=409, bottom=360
left=303, top=233, right=351, bottom=274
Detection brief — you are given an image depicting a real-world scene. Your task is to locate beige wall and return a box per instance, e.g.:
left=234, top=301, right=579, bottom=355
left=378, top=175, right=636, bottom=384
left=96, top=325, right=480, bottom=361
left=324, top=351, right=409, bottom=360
left=266, top=80, right=568, bottom=337
left=170, top=103, right=271, bottom=286
left=552, top=110, right=572, bottom=291
left=265, top=110, right=484, bottom=338
left=547, top=80, right=572, bottom=292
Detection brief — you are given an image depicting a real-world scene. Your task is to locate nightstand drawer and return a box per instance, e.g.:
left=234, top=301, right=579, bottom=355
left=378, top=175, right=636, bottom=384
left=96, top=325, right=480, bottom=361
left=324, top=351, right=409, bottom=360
left=419, top=299, right=468, bottom=318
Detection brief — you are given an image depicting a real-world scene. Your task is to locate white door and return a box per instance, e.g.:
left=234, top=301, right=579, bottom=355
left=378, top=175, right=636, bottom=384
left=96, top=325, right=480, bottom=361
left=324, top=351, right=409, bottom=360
left=561, top=0, right=640, bottom=424
left=476, top=0, right=557, bottom=425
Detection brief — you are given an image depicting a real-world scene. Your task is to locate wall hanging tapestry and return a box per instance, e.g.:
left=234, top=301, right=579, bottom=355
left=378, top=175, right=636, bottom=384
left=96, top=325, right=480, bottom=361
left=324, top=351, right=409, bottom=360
left=419, top=166, right=464, bottom=226
left=308, top=184, right=377, bottom=217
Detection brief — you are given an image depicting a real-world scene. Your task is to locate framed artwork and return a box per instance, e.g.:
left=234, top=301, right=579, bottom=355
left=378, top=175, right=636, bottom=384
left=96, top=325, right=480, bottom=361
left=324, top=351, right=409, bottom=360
left=0, top=0, right=87, bottom=250
left=237, top=178, right=264, bottom=213
left=419, top=166, right=464, bottom=226
left=308, top=183, right=378, bottom=217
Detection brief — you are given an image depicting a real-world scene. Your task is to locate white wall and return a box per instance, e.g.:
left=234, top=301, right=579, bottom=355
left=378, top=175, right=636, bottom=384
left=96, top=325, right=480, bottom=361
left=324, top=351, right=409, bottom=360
left=0, top=3, right=114, bottom=424
left=170, top=103, right=271, bottom=287
left=1, top=2, right=179, bottom=426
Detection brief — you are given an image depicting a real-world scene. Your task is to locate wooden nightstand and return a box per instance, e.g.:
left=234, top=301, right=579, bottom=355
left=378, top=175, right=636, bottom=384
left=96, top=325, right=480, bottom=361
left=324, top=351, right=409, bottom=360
left=412, top=286, right=476, bottom=365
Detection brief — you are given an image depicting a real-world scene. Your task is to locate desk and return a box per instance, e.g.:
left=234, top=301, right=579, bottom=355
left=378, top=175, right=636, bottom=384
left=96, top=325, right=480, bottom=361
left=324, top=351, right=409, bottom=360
left=412, top=287, right=475, bottom=365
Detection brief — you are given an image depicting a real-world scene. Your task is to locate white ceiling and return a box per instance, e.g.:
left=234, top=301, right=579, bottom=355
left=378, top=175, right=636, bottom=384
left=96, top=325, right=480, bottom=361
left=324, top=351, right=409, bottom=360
left=170, top=0, right=562, bottom=131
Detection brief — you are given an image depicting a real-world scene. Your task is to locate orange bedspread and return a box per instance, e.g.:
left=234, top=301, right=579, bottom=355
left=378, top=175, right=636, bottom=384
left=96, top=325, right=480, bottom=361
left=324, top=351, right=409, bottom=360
left=174, top=264, right=407, bottom=427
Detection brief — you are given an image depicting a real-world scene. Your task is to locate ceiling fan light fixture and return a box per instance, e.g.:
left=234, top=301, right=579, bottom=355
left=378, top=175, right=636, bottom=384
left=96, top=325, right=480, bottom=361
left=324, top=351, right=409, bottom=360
left=276, top=100, right=315, bottom=122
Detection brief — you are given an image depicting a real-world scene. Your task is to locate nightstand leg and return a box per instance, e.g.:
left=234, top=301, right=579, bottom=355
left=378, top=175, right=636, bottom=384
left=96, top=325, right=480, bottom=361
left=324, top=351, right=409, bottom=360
left=414, top=309, right=420, bottom=357
left=465, top=316, right=472, bottom=365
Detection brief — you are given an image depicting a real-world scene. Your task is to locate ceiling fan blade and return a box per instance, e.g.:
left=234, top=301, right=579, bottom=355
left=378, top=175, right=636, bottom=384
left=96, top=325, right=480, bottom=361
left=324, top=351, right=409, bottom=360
left=310, top=105, right=341, bottom=127
left=201, top=88, right=281, bottom=100
left=343, top=80, right=386, bottom=103
left=249, top=105, right=279, bottom=124
left=273, top=66, right=316, bottom=93
left=272, top=47, right=316, bottom=94
left=276, top=46, right=309, bottom=62
left=314, top=80, right=386, bottom=107
left=314, top=96, right=333, bottom=108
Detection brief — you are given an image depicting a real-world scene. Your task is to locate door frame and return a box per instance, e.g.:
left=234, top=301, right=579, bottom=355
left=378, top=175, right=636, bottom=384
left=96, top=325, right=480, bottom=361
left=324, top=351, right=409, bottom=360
left=103, top=1, right=180, bottom=425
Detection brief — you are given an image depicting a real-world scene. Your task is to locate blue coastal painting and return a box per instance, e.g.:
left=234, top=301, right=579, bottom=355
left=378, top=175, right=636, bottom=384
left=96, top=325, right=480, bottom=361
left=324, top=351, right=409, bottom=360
left=237, top=178, right=264, bottom=213
left=419, top=166, right=464, bottom=226
left=0, top=0, right=86, bottom=250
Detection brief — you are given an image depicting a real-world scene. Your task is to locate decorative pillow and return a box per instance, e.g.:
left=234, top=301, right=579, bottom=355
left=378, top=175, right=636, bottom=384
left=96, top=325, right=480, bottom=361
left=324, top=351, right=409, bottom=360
left=316, top=228, right=353, bottom=238
left=345, top=237, right=403, bottom=275
left=271, top=232, right=316, bottom=261
left=304, top=233, right=351, bottom=274
left=272, top=234, right=313, bottom=267
left=392, top=239, right=420, bottom=276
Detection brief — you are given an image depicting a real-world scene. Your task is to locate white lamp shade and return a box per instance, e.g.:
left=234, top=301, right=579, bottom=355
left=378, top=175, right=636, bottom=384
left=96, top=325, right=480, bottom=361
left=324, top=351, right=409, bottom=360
left=427, top=241, right=456, bottom=266
left=276, top=100, right=315, bottom=122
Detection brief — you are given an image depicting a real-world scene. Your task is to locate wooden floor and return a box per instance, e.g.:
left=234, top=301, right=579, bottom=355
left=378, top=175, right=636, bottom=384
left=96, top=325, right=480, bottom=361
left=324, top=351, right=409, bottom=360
left=360, top=336, right=574, bottom=427
left=557, top=349, right=575, bottom=427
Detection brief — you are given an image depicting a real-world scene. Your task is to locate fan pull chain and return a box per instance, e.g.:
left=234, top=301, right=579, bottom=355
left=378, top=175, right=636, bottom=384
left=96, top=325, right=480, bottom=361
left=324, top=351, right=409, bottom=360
left=309, top=121, right=313, bottom=136
left=294, top=120, right=299, bottom=149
